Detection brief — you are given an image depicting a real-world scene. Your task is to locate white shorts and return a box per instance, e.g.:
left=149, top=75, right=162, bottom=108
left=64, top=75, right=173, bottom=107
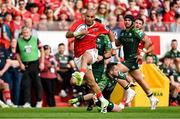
left=74, top=48, right=98, bottom=70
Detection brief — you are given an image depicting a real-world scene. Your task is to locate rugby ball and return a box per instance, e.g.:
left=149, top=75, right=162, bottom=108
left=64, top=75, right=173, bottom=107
left=75, top=24, right=87, bottom=39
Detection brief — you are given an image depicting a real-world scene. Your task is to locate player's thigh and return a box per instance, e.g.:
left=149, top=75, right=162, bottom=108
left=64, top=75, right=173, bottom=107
left=117, top=62, right=129, bottom=73
left=85, top=49, right=98, bottom=64
left=129, top=69, right=143, bottom=81
left=84, top=70, right=96, bottom=86
left=74, top=55, right=93, bottom=70
left=74, top=56, right=83, bottom=70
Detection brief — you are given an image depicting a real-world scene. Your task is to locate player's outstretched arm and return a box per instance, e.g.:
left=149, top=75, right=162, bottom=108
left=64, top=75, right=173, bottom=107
left=66, top=31, right=75, bottom=38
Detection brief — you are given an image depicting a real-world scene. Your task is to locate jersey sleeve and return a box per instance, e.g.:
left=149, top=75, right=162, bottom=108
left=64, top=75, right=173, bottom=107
left=104, top=35, right=112, bottom=51
left=98, top=74, right=108, bottom=91
left=134, top=29, right=145, bottom=40
left=97, top=23, right=110, bottom=35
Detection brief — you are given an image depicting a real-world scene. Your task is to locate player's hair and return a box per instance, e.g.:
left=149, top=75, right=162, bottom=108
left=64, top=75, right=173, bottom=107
left=106, top=62, right=117, bottom=73
left=58, top=43, right=65, bottom=47
left=136, top=17, right=144, bottom=25
left=171, top=39, right=177, bottom=42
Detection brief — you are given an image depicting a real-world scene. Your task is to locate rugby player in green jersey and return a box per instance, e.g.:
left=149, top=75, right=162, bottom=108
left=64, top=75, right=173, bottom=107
left=69, top=62, right=130, bottom=112
left=115, top=15, right=159, bottom=110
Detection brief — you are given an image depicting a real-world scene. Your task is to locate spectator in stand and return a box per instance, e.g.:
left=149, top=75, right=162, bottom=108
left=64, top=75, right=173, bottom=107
left=165, top=39, right=180, bottom=73
left=55, top=43, right=76, bottom=98
left=54, top=0, right=75, bottom=22
left=117, top=14, right=125, bottom=29
left=162, top=0, right=170, bottom=13
left=45, top=8, right=57, bottom=30
left=16, top=26, right=44, bottom=108
left=136, top=0, right=149, bottom=10
left=74, top=0, right=84, bottom=20
left=148, top=0, right=163, bottom=17
left=85, top=0, right=98, bottom=10
left=176, top=0, right=180, bottom=15
left=17, top=0, right=32, bottom=20
left=28, top=3, right=40, bottom=28
left=107, top=15, right=122, bottom=62
left=40, top=45, right=58, bottom=107
left=170, top=14, right=180, bottom=32
left=163, top=1, right=178, bottom=24
left=127, top=0, right=139, bottom=19
left=114, top=0, right=127, bottom=13
left=57, top=10, right=70, bottom=31
left=96, top=3, right=109, bottom=25
left=0, top=3, right=8, bottom=17
left=149, top=10, right=157, bottom=25
left=113, top=6, right=125, bottom=19
left=150, top=12, right=169, bottom=32
left=36, top=14, right=48, bottom=31
left=0, top=13, right=14, bottom=49
left=13, top=13, right=23, bottom=33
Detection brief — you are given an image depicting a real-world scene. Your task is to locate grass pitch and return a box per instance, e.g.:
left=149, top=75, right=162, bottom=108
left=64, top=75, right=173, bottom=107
left=0, top=107, right=180, bottom=119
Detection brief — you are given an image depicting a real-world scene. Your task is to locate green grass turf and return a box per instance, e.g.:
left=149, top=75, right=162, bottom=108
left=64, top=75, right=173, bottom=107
left=0, top=107, right=180, bottom=119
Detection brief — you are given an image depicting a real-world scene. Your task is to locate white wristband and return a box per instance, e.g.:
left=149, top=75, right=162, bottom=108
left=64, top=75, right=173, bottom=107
left=140, top=48, right=147, bottom=57
left=142, top=48, right=147, bottom=52
left=140, top=51, right=145, bottom=57
left=111, top=42, right=117, bottom=49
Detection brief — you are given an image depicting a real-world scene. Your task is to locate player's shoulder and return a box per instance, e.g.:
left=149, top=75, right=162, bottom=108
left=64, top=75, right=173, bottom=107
left=94, top=21, right=107, bottom=28
left=133, top=28, right=144, bottom=36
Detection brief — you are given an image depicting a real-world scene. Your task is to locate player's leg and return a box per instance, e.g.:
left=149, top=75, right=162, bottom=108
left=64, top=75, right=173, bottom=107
left=85, top=70, right=109, bottom=113
left=114, top=68, right=136, bottom=109
left=117, top=62, right=129, bottom=73
left=73, top=49, right=97, bottom=86
left=130, top=69, right=159, bottom=110
left=69, top=93, right=94, bottom=104
left=0, top=79, right=16, bottom=107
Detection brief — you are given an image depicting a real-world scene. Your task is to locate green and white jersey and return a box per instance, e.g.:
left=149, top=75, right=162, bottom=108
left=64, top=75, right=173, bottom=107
left=98, top=73, right=117, bottom=100
left=118, top=28, right=145, bottom=61
left=92, top=34, right=111, bottom=81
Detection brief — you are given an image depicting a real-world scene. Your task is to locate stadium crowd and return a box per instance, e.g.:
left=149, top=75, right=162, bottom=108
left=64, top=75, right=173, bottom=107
left=0, top=0, right=179, bottom=110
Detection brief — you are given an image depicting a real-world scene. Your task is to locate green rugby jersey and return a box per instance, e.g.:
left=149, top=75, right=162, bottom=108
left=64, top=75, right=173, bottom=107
left=92, top=34, right=111, bottom=81
left=98, top=73, right=117, bottom=100
left=118, top=28, right=145, bottom=61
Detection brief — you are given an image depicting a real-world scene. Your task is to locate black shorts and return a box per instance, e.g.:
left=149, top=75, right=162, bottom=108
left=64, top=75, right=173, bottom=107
left=122, top=58, right=139, bottom=71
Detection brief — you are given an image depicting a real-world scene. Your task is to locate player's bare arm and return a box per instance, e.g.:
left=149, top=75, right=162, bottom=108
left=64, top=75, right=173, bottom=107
left=66, top=29, right=88, bottom=38
left=141, top=35, right=153, bottom=53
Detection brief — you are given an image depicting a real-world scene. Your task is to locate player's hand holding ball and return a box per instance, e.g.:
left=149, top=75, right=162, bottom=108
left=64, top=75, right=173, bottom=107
left=74, top=24, right=88, bottom=39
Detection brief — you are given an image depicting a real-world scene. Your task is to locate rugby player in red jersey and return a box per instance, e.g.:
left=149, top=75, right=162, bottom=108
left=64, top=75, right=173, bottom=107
left=66, top=9, right=116, bottom=113
left=135, top=17, right=154, bottom=64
